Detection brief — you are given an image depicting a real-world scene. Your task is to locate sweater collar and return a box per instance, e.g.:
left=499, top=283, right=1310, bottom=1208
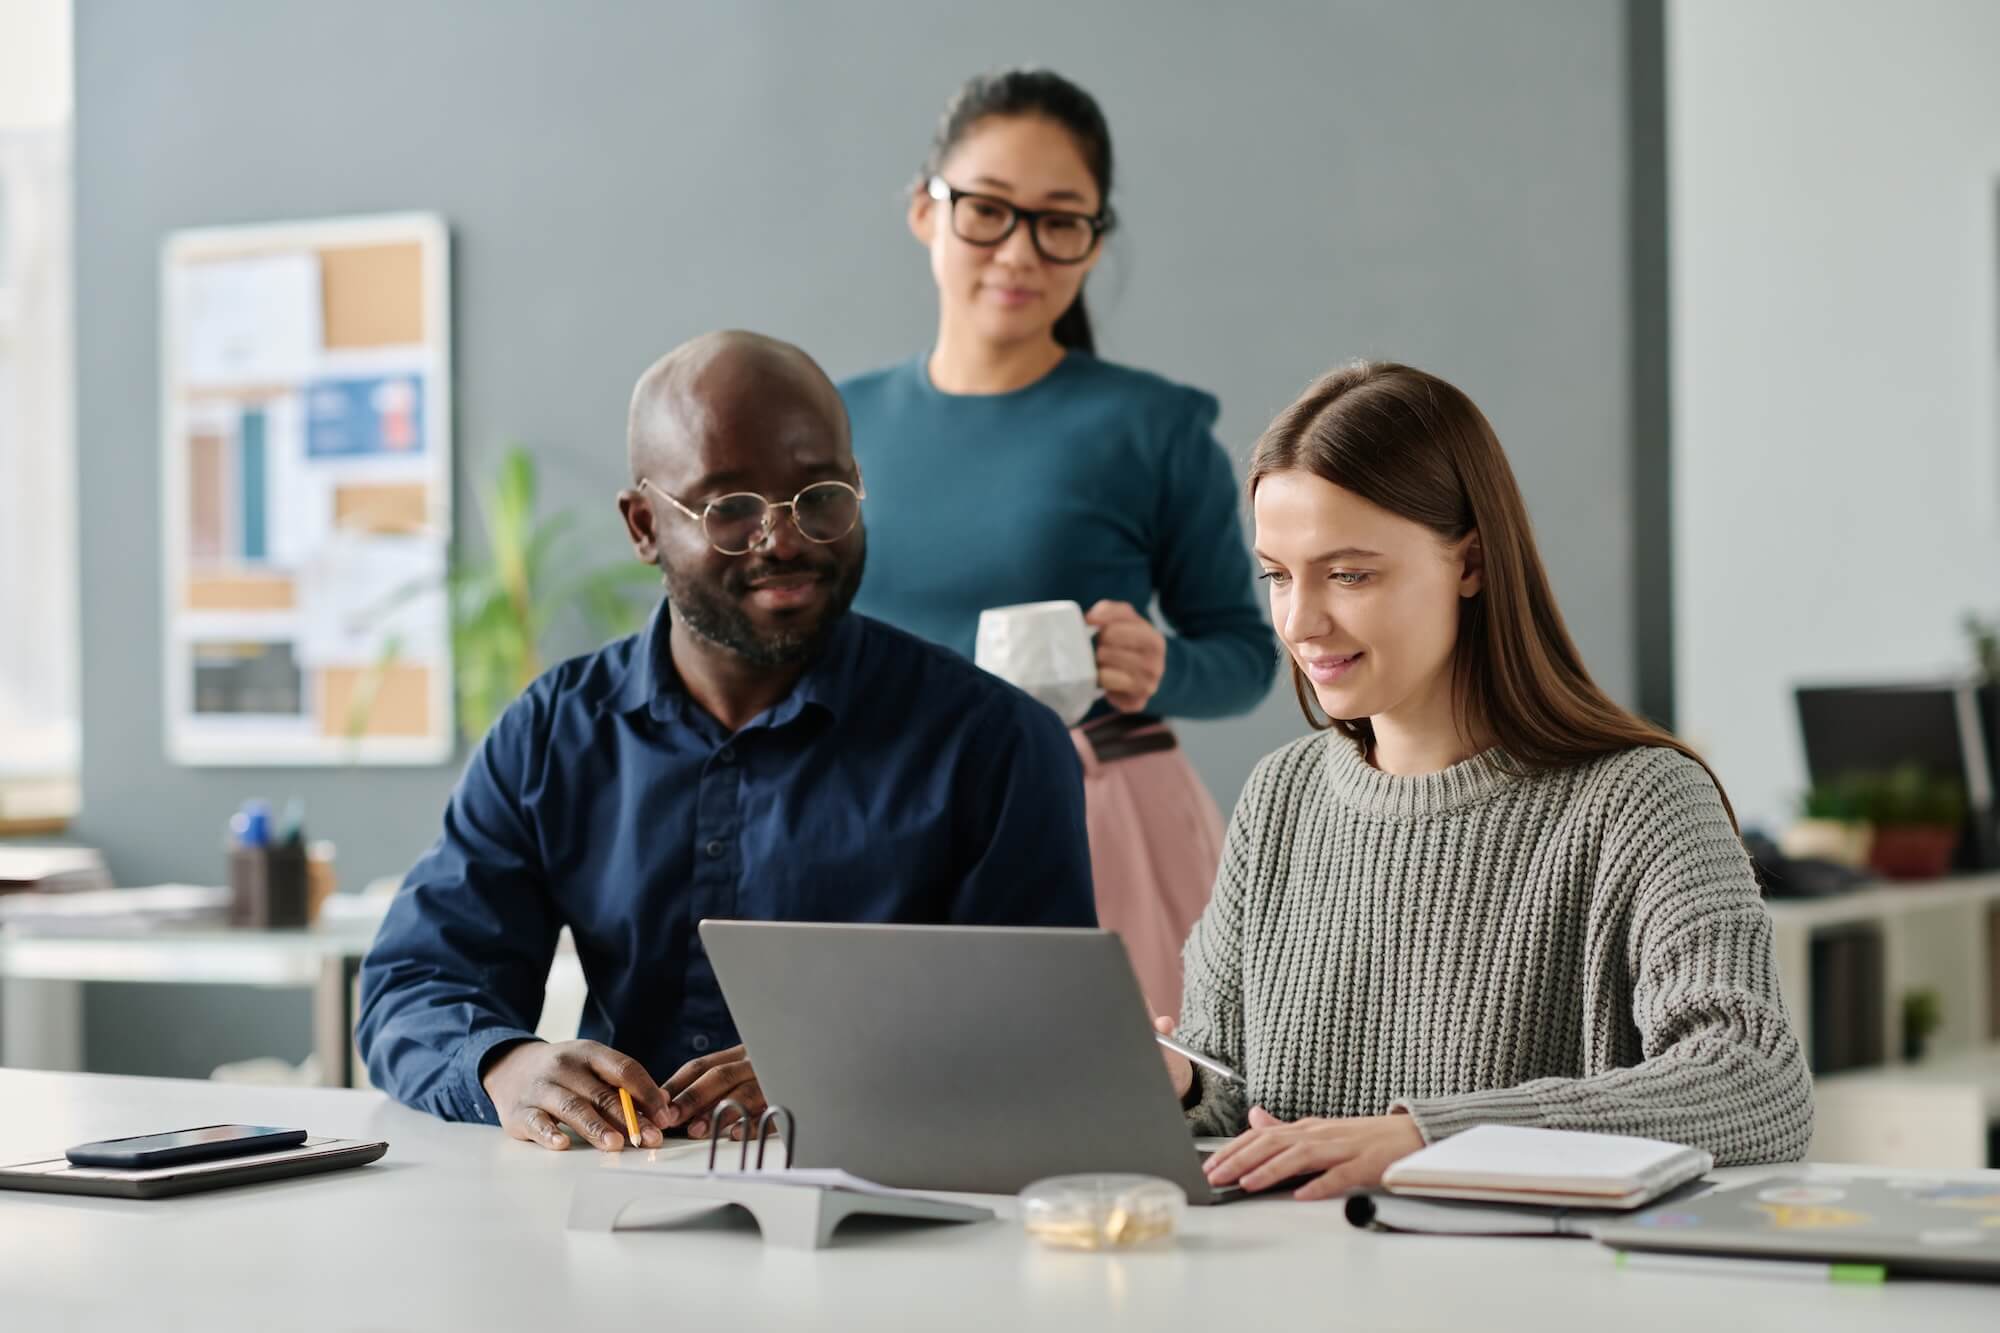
left=1319, top=732, right=1521, bottom=819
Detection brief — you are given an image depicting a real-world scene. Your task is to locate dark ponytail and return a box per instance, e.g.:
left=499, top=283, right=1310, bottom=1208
left=916, top=68, right=1115, bottom=354
left=1051, top=297, right=1094, bottom=353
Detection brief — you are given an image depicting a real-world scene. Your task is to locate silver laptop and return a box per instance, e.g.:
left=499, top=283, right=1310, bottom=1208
left=699, top=921, right=1234, bottom=1203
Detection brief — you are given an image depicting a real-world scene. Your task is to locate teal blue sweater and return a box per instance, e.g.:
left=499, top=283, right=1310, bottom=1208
left=840, top=353, right=1276, bottom=720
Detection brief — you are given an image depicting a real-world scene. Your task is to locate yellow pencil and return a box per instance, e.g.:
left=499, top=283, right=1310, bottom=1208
left=618, top=1087, right=641, bottom=1147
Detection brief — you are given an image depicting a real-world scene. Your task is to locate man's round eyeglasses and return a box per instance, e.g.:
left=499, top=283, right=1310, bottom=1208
left=640, top=476, right=865, bottom=556
left=927, top=176, right=1111, bottom=265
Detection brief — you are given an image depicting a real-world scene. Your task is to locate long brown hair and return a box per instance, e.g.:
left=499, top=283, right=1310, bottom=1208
left=1249, top=361, right=1735, bottom=827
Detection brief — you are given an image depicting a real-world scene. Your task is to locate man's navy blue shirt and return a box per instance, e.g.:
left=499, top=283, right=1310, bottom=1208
left=356, top=607, right=1095, bottom=1124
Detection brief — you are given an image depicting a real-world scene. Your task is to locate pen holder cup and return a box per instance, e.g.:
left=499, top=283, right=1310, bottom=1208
left=305, top=841, right=337, bottom=925
left=229, top=844, right=310, bottom=929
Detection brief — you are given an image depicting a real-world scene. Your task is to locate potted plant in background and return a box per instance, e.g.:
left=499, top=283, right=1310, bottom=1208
left=1967, top=612, right=1999, bottom=684
left=1781, top=776, right=1875, bottom=869
left=1900, top=987, right=1943, bottom=1063
left=450, top=445, right=663, bottom=740
left=1970, top=612, right=1999, bottom=804
left=1856, top=765, right=1966, bottom=881
left=354, top=445, right=661, bottom=745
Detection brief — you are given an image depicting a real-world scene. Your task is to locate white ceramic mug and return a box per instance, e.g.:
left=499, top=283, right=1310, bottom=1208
left=974, top=600, right=1100, bottom=726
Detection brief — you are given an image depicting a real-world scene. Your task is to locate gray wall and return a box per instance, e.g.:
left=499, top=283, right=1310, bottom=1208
left=1667, top=0, right=2000, bottom=828
left=71, top=0, right=1655, bottom=1073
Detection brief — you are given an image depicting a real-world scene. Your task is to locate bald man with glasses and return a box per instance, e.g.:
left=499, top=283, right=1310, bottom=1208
left=358, top=330, right=1094, bottom=1151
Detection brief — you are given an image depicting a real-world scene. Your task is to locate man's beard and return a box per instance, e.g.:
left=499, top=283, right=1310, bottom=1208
left=662, top=536, right=865, bottom=668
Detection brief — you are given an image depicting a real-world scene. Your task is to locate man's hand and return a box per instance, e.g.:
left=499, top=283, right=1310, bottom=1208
left=662, top=1044, right=766, bottom=1140
left=1085, top=600, right=1167, bottom=713
left=481, top=1039, right=670, bottom=1152
left=1201, top=1107, right=1425, bottom=1200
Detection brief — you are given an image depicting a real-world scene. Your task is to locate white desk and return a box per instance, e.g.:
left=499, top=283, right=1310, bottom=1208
left=4, top=1070, right=1995, bottom=1331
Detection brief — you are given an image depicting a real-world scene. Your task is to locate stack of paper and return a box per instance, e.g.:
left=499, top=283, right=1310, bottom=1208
left=0, top=885, right=228, bottom=933
left=0, top=847, right=112, bottom=896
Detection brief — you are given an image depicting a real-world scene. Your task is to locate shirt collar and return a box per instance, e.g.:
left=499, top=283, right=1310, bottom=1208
left=607, top=600, right=860, bottom=731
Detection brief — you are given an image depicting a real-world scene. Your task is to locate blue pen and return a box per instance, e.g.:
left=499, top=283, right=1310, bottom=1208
left=231, top=799, right=271, bottom=849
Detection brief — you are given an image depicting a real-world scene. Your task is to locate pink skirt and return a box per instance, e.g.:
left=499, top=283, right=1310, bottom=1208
left=1068, top=725, right=1224, bottom=1017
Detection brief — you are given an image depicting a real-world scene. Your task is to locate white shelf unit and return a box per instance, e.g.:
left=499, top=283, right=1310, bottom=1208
left=1767, top=873, right=2000, bottom=1167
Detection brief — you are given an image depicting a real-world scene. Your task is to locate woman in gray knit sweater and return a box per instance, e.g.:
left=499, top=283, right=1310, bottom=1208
left=1173, top=362, right=1813, bottom=1200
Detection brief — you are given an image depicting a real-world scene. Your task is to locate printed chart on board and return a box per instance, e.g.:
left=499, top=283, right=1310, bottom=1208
left=160, top=213, right=453, bottom=765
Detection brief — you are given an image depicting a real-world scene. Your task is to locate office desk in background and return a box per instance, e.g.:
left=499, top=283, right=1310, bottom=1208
left=0, top=920, right=374, bottom=1084
left=0, top=893, right=587, bottom=1085
left=5, top=1069, right=1995, bottom=1332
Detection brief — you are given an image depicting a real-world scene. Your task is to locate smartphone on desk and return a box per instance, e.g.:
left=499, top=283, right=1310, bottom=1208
left=65, top=1125, right=308, bottom=1169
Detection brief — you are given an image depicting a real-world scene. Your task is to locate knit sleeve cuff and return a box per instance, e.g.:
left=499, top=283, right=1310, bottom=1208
left=1392, top=1085, right=1555, bottom=1143
left=1183, top=1066, right=1248, bottom=1137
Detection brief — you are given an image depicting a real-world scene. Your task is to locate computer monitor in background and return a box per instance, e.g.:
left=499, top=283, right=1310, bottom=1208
left=1794, top=682, right=2000, bottom=871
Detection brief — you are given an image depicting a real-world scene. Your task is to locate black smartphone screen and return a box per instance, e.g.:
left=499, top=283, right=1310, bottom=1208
left=66, top=1124, right=308, bottom=1168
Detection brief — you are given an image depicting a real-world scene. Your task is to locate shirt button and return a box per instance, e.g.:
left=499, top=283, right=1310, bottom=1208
left=691, top=1034, right=711, bottom=1053
left=705, top=840, right=725, bottom=860
left=717, top=746, right=735, bottom=764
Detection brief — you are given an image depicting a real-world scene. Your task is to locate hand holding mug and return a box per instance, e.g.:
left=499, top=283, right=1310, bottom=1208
left=1086, top=600, right=1167, bottom=713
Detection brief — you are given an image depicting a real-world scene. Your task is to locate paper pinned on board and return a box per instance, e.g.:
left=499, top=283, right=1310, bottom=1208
left=175, top=252, right=323, bottom=388
left=293, top=531, right=446, bottom=669
left=261, top=393, right=333, bottom=570
left=306, top=374, right=427, bottom=458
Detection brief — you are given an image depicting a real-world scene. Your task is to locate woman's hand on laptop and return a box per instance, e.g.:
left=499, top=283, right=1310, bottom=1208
left=481, top=1039, right=671, bottom=1152
left=663, top=1044, right=766, bottom=1140
left=1152, top=1016, right=1193, bottom=1100
left=1201, top=1106, right=1423, bottom=1200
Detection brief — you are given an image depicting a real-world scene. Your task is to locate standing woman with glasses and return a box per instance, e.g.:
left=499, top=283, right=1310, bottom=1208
left=841, top=69, right=1277, bottom=1013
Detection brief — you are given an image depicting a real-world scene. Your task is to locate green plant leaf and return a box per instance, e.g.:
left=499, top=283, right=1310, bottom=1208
left=1968, top=612, right=2000, bottom=684
left=523, top=511, right=579, bottom=600
left=482, top=447, right=539, bottom=613
left=557, top=561, right=664, bottom=640
left=1836, top=765, right=1967, bottom=829
left=443, top=443, right=657, bottom=743
left=343, top=634, right=406, bottom=745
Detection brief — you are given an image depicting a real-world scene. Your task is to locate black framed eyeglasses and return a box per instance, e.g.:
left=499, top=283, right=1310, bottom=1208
left=926, top=176, right=1111, bottom=265
left=640, top=475, right=866, bottom=556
